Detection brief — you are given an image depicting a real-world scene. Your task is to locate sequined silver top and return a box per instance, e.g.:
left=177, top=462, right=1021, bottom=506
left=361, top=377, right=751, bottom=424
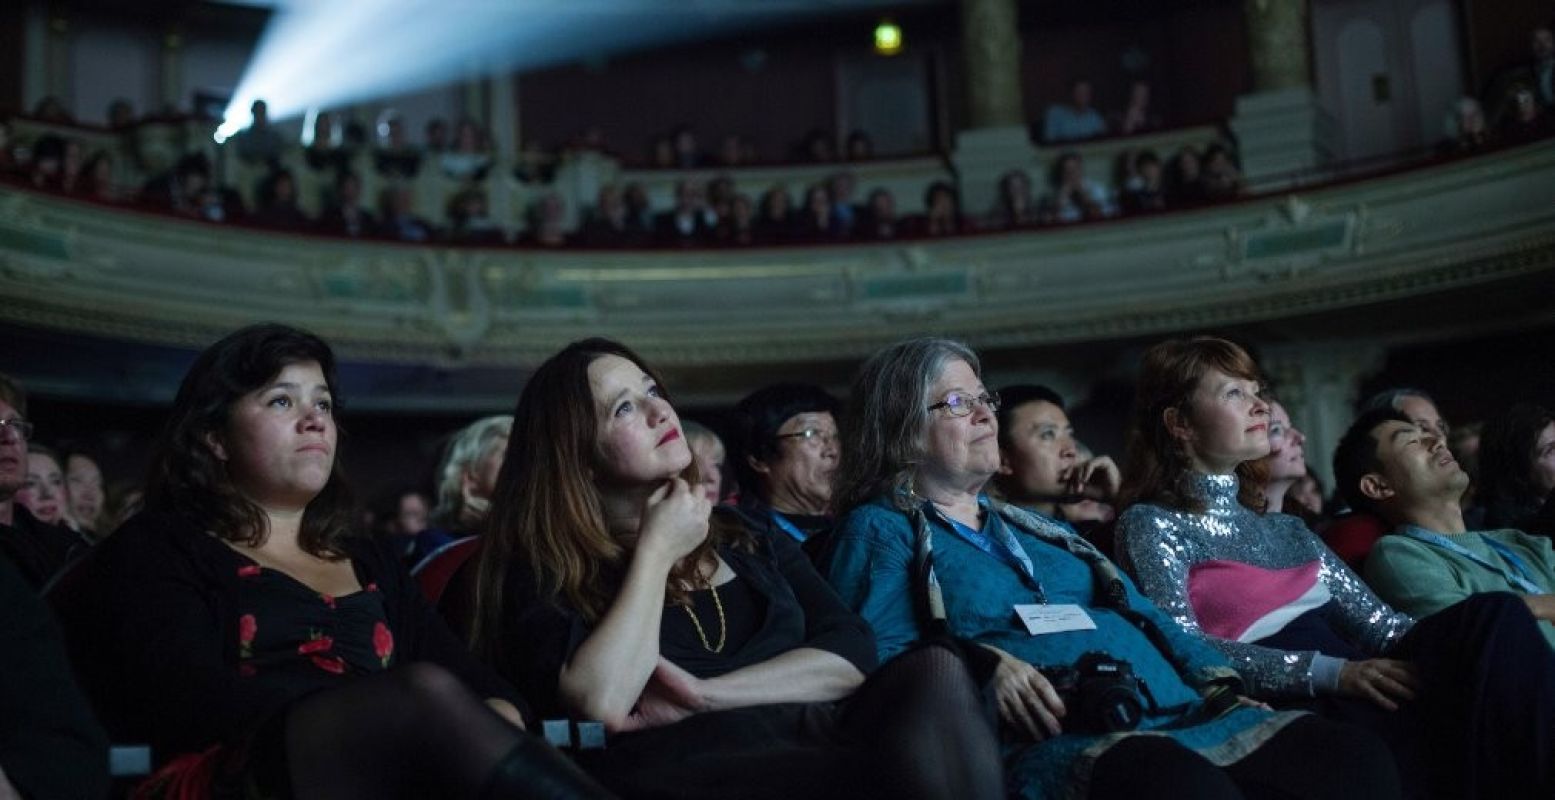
left=1115, top=473, right=1414, bottom=697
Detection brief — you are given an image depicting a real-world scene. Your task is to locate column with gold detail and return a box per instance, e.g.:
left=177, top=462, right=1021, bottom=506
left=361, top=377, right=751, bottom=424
left=950, top=0, right=1038, bottom=217
left=1231, top=0, right=1336, bottom=188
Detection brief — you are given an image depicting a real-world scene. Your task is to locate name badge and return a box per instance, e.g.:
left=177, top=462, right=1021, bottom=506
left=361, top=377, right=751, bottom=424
left=1014, top=604, right=1096, bottom=636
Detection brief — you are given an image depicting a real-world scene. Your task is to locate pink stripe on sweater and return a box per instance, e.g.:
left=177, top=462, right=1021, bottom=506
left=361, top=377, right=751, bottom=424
left=1188, top=559, right=1323, bottom=641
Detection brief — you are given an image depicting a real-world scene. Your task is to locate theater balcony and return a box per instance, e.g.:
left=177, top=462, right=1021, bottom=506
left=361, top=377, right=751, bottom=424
left=4, top=133, right=1553, bottom=420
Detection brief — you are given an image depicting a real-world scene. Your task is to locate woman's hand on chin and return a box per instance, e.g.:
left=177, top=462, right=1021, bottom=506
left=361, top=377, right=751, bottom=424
left=618, top=657, right=708, bottom=731
left=637, top=477, right=711, bottom=567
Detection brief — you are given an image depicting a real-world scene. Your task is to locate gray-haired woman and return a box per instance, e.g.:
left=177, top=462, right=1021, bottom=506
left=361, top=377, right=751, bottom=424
left=825, top=336, right=1400, bottom=800
left=410, top=415, right=511, bottom=566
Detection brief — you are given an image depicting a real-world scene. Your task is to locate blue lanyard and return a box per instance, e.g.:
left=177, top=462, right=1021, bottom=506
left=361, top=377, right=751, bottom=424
left=925, top=501, right=1038, bottom=584
left=1401, top=526, right=1547, bottom=595
left=769, top=511, right=808, bottom=543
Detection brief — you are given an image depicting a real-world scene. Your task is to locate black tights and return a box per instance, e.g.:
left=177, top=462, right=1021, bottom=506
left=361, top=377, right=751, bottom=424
left=1088, top=715, right=1401, bottom=800
left=836, top=642, right=1004, bottom=800
left=282, top=663, right=596, bottom=800
left=576, top=641, right=1002, bottom=800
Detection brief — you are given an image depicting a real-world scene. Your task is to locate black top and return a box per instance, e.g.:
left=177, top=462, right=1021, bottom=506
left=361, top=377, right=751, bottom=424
left=659, top=572, right=766, bottom=676
left=493, top=509, right=877, bottom=718
left=0, top=504, right=88, bottom=591
left=0, top=551, right=108, bottom=800
left=53, top=511, right=524, bottom=764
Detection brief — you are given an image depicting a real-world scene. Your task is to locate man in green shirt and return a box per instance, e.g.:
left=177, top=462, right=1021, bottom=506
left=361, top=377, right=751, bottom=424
left=1334, top=408, right=1555, bottom=649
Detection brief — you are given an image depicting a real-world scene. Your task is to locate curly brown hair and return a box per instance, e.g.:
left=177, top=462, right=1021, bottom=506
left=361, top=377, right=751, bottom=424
left=142, top=324, right=357, bottom=557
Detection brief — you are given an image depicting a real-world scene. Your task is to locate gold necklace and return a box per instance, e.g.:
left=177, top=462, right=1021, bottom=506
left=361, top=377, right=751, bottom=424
left=681, top=582, right=727, bottom=653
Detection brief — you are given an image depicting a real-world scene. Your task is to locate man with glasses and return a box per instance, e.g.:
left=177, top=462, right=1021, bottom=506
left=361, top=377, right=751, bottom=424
left=730, top=383, right=842, bottom=561
left=0, top=373, right=85, bottom=591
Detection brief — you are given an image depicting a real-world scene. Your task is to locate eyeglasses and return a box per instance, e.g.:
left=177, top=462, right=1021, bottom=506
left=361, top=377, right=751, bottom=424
left=0, top=418, right=33, bottom=442
left=775, top=428, right=839, bottom=447
left=927, top=391, right=1000, bottom=418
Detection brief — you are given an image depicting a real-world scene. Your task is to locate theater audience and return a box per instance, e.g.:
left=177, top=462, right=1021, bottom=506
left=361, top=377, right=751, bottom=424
left=991, top=384, right=1121, bottom=532
left=827, top=336, right=1400, bottom=800
left=802, top=128, right=836, bottom=162
left=1362, top=387, right=1450, bottom=441
left=1200, top=144, right=1245, bottom=200
left=1443, top=97, right=1494, bottom=154
left=730, top=383, right=841, bottom=551
left=1476, top=403, right=1555, bottom=535
left=449, top=189, right=506, bottom=245
left=580, top=184, right=638, bottom=247
left=18, top=444, right=68, bottom=527
left=233, top=99, right=286, bottom=167
left=305, top=111, right=352, bottom=175
left=712, top=193, right=757, bottom=246
left=0, top=375, right=87, bottom=591
left=796, top=184, right=838, bottom=240
left=683, top=421, right=727, bottom=504
left=60, top=445, right=107, bottom=537
left=0, top=551, right=109, bottom=800
left=912, top=181, right=962, bottom=237
left=1333, top=408, right=1555, bottom=650
left=1289, top=471, right=1327, bottom=522
left=1113, top=79, right=1161, bottom=136
left=655, top=179, right=716, bottom=245
left=317, top=171, right=377, bottom=238
left=467, top=337, right=1002, bottom=799
left=846, top=130, right=874, bottom=161
left=1043, top=78, right=1108, bottom=143
left=441, top=119, right=493, bottom=181
left=1500, top=84, right=1555, bottom=143
left=671, top=125, right=703, bottom=168
left=79, top=150, right=119, bottom=202
left=860, top=188, right=899, bottom=240
left=425, top=118, right=450, bottom=154
left=411, top=415, right=512, bottom=566
left=26, top=134, right=65, bottom=190
left=373, top=113, right=422, bottom=179
left=1042, top=152, right=1115, bottom=223
left=828, top=172, right=860, bottom=236
left=521, top=193, right=568, bottom=247
left=756, top=185, right=795, bottom=242
left=1113, top=335, right=1555, bottom=800
left=252, top=169, right=311, bottom=231
left=992, top=169, right=1038, bottom=229
left=1121, top=150, right=1167, bottom=214
left=54, top=324, right=608, bottom=798
left=1258, top=400, right=1309, bottom=516
left=380, top=186, right=435, bottom=242
left=1167, top=145, right=1207, bottom=205
left=1516, top=26, right=1555, bottom=109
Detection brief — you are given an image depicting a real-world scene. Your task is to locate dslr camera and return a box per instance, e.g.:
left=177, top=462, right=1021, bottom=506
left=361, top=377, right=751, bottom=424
left=1044, top=652, right=1150, bottom=734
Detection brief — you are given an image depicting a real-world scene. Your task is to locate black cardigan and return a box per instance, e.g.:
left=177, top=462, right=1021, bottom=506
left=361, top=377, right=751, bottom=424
left=494, top=509, right=878, bottom=719
left=55, top=511, right=524, bottom=763
left=0, top=552, right=109, bottom=799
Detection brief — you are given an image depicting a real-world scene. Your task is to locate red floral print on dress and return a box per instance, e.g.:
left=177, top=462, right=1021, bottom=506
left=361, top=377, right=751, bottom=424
left=237, top=564, right=261, bottom=579
left=373, top=621, right=395, bottom=668
left=237, top=614, right=257, bottom=661
left=310, top=655, right=347, bottom=675
left=297, top=635, right=335, bottom=656
left=320, top=593, right=337, bottom=610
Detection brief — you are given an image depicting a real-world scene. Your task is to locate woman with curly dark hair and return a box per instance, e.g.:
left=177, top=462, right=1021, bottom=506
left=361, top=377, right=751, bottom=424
left=1477, top=403, right=1555, bottom=536
left=55, top=323, right=605, bottom=799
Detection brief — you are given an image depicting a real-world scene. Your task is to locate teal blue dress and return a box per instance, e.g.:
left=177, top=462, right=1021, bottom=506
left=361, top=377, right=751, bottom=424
left=826, top=494, right=1304, bottom=799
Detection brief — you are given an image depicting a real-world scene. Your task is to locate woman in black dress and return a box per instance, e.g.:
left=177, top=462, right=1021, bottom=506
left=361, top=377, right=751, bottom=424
left=467, top=338, right=1003, bottom=800
left=57, top=324, right=605, bottom=799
